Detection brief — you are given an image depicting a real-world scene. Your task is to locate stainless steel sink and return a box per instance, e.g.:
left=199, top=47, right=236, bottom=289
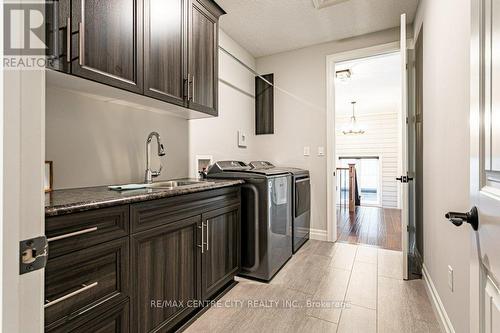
left=146, top=180, right=213, bottom=189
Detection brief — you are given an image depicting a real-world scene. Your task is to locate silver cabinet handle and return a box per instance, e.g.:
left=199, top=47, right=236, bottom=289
left=205, top=220, right=209, bottom=251
left=52, top=2, right=59, bottom=59
left=78, top=21, right=84, bottom=66
left=198, top=223, right=204, bottom=254
left=184, top=76, right=189, bottom=100
left=186, top=73, right=191, bottom=102
left=44, top=282, right=98, bottom=308
left=66, top=17, right=71, bottom=62
left=191, top=75, right=195, bottom=102
left=47, top=226, right=97, bottom=242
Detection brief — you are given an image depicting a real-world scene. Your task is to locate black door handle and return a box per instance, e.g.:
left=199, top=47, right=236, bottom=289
left=445, top=207, right=478, bottom=230
left=396, top=175, right=414, bottom=183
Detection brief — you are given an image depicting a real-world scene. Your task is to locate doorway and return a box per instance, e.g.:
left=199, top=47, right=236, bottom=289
left=332, top=51, right=403, bottom=251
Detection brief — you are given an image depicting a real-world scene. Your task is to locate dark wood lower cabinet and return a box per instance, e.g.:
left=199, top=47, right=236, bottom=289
left=131, top=215, right=202, bottom=333
left=45, top=186, right=241, bottom=333
left=202, top=204, right=240, bottom=299
left=44, top=237, right=129, bottom=330
left=48, top=300, right=130, bottom=333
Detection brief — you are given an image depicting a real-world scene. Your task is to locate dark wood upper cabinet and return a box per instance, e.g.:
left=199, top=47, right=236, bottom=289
left=144, top=0, right=187, bottom=106
left=187, top=0, right=224, bottom=115
left=201, top=204, right=240, bottom=299
left=47, top=0, right=225, bottom=117
left=255, top=73, right=274, bottom=135
left=71, top=0, right=144, bottom=93
left=46, top=0, right=71, bottom=73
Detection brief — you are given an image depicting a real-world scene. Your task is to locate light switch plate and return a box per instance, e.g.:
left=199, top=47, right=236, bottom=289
left=303, top=146, right=310, bottom=156
left=238, top=130, right=247, bottom=148
left=318, top=146, right=325, bottom=156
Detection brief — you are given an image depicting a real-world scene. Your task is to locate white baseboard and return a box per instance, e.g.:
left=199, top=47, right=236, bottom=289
left=422, top=264, right=455, bottom=333
left=310, top=228, right=327, bottom=241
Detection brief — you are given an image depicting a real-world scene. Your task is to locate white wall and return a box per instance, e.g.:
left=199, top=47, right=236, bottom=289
left=46, top=88, right=189, bottom=189
left=188, top=30, right=257, bottom=176
left=254, top=28, right=402, bottom=233
left=336, top=112, right=400, bottom=208
left=413, top=0, right=471, bottom=332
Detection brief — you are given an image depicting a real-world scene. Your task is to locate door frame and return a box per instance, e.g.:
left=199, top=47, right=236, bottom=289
left=2, top=46, right=46, bottom=332
left=2, top=1, right=46, bottom=330
left=470, top=0, right=487, bottom=331
left=325, top=41, right=404, bottom=243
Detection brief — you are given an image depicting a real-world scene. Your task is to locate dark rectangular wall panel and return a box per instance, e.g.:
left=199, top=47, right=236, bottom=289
left=255, top=73, right=274, bottom=135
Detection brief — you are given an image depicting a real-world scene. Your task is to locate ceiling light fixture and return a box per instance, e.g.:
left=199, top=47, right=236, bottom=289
left=312, top=0, right=350, bottom=10
left=342, top=101, right=365, bottom=135
left=335, top=69, right=352, bottom=82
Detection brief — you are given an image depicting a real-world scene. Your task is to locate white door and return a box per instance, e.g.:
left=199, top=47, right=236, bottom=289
left=2, top=1, right=46, bottom=331
left=400, top=13, right=410, bottom=280
left=469, top=0, right=500, bottom=332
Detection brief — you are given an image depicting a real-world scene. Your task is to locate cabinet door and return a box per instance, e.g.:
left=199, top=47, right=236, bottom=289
left=46, top=0, right=71, bottom=72
left=144, top=0, right=186, bottom=106
left=131, top=215, right=202, bottom=333
left=72, top=0, right=143, bottom=93
left=201, top=204, right=240, bottom=299
left=188, top=0, right=219, bottom=115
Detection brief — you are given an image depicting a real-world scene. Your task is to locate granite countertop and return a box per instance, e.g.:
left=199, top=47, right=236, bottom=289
left=45, top=179, right=244, bottom=217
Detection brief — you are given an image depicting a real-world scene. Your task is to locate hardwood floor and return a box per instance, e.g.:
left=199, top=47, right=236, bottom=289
left=185, top=241, right=441, bottom=333
left=337, top=206, right=402, bottom=251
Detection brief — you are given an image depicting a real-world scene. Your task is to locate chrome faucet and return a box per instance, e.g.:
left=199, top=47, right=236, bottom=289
left=145, top=132, right=166, bottom=184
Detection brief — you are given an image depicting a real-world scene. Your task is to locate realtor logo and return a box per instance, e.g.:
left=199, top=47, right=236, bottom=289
left=3, top=2, right=54, bottom=69
left=4, top=2, right=49, bottom=55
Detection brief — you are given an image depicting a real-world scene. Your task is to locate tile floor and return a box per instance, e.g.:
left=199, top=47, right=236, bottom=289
left=185, top=240, right=441, bottom=333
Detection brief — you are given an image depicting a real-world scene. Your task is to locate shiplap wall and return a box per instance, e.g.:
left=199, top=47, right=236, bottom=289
left=336, top=112, right=400, bottom=208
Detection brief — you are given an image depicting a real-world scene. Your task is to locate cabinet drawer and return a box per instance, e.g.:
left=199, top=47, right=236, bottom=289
left=45, top=237, right=129, bottom=329
left=131, top=186, right=240, bottom=233
left=47, top=300, right=129, bottom=333
left=46, top=205, right=129, bottom=258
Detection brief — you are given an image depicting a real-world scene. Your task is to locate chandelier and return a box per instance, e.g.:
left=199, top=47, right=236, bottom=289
left=342, top=101, right=365, bottom=135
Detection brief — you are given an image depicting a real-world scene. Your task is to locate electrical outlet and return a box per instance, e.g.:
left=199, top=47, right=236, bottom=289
left=447, top=265, right=454, bottom=292
left=303, top=146, right=310, bottom=156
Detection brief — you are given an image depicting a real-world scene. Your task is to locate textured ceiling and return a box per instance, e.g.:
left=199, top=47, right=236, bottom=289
left=217, top=0, right=418, bottom=57
left=335, top=52, right=401, bottom=116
